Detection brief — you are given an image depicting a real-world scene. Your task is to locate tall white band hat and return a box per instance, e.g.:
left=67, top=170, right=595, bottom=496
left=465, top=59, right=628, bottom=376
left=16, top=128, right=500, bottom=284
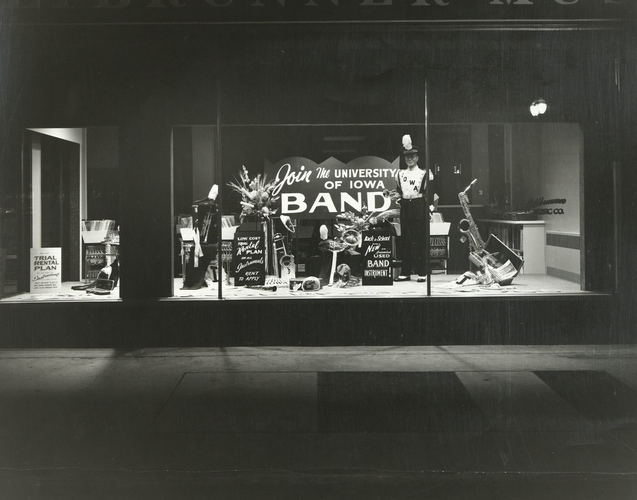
left=402, top=134, right=420, bottom=156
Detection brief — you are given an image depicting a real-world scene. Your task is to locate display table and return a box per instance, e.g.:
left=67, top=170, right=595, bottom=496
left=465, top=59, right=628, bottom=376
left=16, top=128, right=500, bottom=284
left=478, top=219, right=546, bottom=274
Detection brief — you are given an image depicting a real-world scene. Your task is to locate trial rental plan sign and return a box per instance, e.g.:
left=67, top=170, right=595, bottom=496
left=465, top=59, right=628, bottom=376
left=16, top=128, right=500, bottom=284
left=30, top=248, right=62, bottom=293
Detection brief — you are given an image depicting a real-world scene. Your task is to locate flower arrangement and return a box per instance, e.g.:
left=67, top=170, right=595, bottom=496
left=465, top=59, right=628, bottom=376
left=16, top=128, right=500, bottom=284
left=335, top=205, right=377, bottom=235
left=227, top=166, right=279, bottom=222
left=334, top=205, right=400, bottom=248
left=333, top=205, right=378, bottom=248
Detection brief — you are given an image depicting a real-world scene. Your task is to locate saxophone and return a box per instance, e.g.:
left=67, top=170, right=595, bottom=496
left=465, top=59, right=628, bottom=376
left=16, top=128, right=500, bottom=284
left=458, top=180, right=486, bottom=254
left=457, top=180, right=519, bottom=285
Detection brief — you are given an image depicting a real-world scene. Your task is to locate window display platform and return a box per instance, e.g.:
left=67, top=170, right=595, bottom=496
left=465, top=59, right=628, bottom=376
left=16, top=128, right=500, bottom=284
left=1, top=283, right=121, bottom=302
left=0, top=274, right=587, bottom=303
left=173, top=274, right=585, bottom=301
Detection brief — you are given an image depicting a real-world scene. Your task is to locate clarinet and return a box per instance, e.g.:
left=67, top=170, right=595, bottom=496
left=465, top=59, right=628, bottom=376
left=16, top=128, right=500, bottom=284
left=245, top=285, right=278, bottom=292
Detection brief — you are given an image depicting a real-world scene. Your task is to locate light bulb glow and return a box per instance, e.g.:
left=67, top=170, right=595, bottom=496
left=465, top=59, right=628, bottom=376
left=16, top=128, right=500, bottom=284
left=536, top=99, right=547, bottom=114
left=530, top=99, right=547, bottom=116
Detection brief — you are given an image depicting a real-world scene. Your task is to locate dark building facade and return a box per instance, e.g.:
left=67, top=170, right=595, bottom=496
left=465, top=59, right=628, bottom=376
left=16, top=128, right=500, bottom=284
left=0, top=1, right=635, bottom=347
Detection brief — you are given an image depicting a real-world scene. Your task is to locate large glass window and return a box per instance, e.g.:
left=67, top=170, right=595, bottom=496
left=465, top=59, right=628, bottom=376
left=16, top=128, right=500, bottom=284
left=0, top=127, right=121, bottom=301
left=171, top=121, right=583, bottom=300
left=1, top=27, right=618, bottom=303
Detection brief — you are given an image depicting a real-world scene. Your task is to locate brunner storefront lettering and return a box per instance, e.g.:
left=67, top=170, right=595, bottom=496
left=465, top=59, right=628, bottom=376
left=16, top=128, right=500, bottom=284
left=526, top=197, right=568, bottom=216
left=10, top=0, right=633, bottom=24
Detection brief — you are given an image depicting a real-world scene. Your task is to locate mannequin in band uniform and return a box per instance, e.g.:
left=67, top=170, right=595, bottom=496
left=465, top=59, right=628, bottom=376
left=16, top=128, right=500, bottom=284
left=182, top=186, right=219, bottom=289
left=395, top=135, right=437, bottom=283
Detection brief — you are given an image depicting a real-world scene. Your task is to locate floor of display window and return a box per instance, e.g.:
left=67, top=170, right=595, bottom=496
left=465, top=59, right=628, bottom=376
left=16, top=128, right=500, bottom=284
left=0, top=282, right=122, bottom=301
left=0, top=274, right=588, bottom=302
left=175, top=273, right=585, bottom=300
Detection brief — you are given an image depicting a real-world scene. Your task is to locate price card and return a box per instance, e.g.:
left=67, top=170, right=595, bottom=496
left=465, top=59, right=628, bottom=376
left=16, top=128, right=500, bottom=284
left=361, top=231, right=393, bottom=286
left=232, top=232, right=266, bottom=286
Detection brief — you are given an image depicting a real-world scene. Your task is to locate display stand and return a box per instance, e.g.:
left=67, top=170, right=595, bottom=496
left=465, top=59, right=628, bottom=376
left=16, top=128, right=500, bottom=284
left=84, top=245, right=107, bottom=280
left=391, top=222, right=451, bottom=277
left=81, top=220, right=117, bottom=281
left=430, top=222, right=451, bottom=274
left=478, top=219, right=546, bottom=274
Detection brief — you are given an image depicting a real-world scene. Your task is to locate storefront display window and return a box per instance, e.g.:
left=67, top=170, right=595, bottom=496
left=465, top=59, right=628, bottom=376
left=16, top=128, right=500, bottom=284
left=171, top=121, right=584, bottom=301
left=1, top=127, right=121, bottom=301
left=0, top=0, right=633, bottom=348
left=0, top=118, right=588, bottom=303
left=0, top=22, right=627, bottom=305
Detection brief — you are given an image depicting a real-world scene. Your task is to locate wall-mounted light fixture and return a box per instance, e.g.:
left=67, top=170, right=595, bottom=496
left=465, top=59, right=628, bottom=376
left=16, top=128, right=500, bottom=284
left=530, top=98, right=548, bottom=117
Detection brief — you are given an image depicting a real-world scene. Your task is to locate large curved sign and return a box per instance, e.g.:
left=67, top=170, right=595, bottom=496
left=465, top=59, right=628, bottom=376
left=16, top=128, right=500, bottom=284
left=265, top=156, right=400, bottom=219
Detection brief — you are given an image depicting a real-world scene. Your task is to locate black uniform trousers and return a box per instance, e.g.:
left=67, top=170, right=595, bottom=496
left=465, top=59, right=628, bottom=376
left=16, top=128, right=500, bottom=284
left=182, top=244, right=217, bottom=290
left=399, top=197, right=429, bottom=277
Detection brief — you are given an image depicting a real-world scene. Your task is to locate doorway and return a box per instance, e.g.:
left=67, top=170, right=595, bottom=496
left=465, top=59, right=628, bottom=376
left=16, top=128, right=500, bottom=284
left=23, top=130, right=82, bottom=285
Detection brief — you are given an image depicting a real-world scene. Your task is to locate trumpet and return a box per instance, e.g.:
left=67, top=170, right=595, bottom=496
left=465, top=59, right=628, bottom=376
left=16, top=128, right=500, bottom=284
left=382, top=189, right=401, bottom=202
left=341, top=229, right=361, bottom=248
left=201, top=210, right=213, bottom=243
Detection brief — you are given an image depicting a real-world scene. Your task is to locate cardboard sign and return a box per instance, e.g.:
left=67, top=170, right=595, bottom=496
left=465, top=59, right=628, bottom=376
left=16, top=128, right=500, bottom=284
left=361, top=231, right=393, bottom=286
left=30, top=248, right=62, bottom=293
left=233, top=232, right=266, bottom=286
left=430, top=236, right=449, bottom=259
